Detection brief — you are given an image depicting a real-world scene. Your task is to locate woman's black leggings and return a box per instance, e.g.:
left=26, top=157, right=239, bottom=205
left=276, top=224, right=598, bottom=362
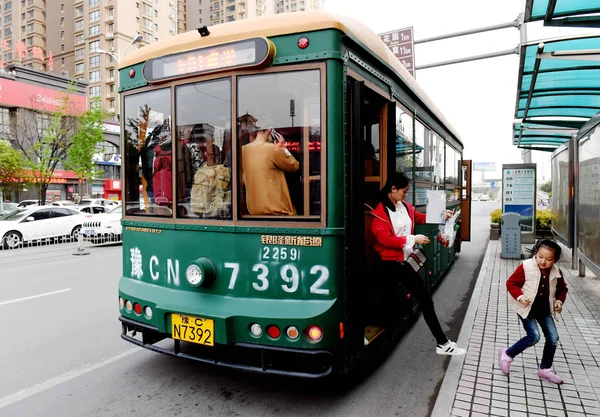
left=383, top=260, right=449, bottom=345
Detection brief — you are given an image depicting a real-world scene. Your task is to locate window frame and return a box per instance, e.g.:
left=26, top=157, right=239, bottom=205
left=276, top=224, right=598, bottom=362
left=120, top=62, right=327, bottom=228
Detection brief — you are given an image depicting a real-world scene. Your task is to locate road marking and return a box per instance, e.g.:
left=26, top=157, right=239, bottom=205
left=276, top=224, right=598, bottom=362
left=0, top=348, right=141, bottom=409
left=0, top=289, right=72, bottom=307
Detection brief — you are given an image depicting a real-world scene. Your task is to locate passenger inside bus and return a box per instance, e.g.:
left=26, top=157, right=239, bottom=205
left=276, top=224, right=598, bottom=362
left=241, top=121, right=300, bottom=215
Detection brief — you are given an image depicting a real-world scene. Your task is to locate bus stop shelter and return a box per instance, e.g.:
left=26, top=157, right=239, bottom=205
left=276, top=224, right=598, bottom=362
left=513, top=3, right=600, bottom=276
left=524, top=0, right=600, bottom=27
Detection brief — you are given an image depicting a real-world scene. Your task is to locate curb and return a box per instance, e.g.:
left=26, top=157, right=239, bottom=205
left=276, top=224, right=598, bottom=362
left=430, top=241, right=494, bottom=417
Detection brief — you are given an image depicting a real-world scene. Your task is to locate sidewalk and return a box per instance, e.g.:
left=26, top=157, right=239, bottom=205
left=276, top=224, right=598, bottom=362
left=432, top=240, right=600, bottom=417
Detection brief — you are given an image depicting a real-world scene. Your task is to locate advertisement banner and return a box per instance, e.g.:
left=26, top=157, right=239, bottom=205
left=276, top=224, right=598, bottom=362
left=0, top=78, right=86, bottom=114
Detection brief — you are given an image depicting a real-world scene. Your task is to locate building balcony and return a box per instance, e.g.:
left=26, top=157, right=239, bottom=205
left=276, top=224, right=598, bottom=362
left=105, top=32, right=114, bottom=40
left=105, top=15, right=114, bottom=23
left=105, top=61, right=115, bottom=68
left=108, top=107, right=115, bottom=113
left=107, top=77, right=115, bottom=83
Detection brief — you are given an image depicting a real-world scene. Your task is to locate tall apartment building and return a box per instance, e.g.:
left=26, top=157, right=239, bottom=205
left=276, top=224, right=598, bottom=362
left=186, top=0, right=273, bottom=29
left=186, top=0, right=323, bottom=30
left=0, top=0, right=185, bottom=121
left=0, top=0, right=48, bottom=71
left=275, top=0, right=323, bottom=13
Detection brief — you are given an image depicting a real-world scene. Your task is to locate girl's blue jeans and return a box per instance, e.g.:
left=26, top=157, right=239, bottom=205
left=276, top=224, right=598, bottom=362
left=507, top=312, right=559, bottom=369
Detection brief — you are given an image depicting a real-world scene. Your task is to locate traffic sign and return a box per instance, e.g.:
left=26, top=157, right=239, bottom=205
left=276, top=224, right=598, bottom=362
left=490, top=180, right=496, bottom=190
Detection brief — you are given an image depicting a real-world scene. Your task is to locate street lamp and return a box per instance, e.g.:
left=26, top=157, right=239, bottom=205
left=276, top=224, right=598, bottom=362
left=97, top=33, right=143, bottom=63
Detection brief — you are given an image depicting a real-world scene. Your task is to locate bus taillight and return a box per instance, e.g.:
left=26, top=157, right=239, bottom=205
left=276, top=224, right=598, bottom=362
left=267, top=325, right=281, bottom=339
left=306, top=326, right=323, bottom=342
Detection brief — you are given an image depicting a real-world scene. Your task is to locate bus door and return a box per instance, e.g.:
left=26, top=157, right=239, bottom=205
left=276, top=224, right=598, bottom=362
left=460, top=160, right=472, bottom=242
left=348, top=77, right=395, bottom=345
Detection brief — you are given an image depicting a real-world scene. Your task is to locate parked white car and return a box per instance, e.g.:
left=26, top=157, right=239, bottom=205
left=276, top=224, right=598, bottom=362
left=0, top=206, right=85, bottom=249
left=82, top=204, right=123, bottom=244
left=78, top=198, right=119, bottom=207
left=78, top=204, right=110, bottom=214
left=479, top=194, right=490, bottom=201
left=51, top=200, right=78, bottom=207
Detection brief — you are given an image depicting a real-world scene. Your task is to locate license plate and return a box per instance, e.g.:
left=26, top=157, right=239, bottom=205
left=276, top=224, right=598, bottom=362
left=171, top=314, right=214, bottom=346
left=84, top=229, right=96, bottom=236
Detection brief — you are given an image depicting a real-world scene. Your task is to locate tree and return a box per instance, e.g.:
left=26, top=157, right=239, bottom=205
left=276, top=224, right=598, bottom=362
left=8, top=92, right=79, bottom=204
left=65, top=99, right=107, bottom=195
left=0, top=141, right=30, bottom=200
left=540, top=180, right=552, bottom=193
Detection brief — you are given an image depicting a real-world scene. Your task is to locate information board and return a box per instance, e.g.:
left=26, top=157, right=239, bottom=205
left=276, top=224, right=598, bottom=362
left=378, top=27, right=415, bottom=76
left=502, top=163, right=536, bottom=236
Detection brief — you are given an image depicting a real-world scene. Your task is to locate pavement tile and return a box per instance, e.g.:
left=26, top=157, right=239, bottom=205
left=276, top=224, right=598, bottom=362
left=471, top=404, right=491, bottom=414
left=564, top=403, right=585, bottom=413
left=489, top=407, right=509, bottom=417
left=584, top=406, right=600, bottom=415
left=581, top=399, right=600, bottom=408
left=509, top=403, right=527, bottom=412
left=526, top=398, right=545, bottom=407
left=526, top=405, right=547, bottom=415
left=545, top=408, right=566, bottom=417
left=491, top=399, right=506, bottom=409
left=473, top=396, right=490, bottom=407
left=453, top=400, right=471, bottom=411
left=450, top=408, right=470, bottom=417
left=455, top=393, right=472, bottom=403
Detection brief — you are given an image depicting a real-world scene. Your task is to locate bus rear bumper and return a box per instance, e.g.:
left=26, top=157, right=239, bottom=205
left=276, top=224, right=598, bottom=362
left=120, top=316, right=334, bottom=378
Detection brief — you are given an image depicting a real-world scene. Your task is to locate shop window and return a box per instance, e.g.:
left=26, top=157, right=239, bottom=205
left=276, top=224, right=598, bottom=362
left=414, top=120, right=432, bottom=206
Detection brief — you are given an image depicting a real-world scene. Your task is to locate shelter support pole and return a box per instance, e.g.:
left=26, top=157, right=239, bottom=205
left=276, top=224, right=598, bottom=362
left=414, top=17, right=520, bottom=44
left=571, top=133, right=580, bottom=272
left=415, top=48, right=518, bottom=70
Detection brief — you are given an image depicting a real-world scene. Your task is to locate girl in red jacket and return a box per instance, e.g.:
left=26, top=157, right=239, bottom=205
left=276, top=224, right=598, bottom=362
left=498, top=239, right=568, bottom=384
left=370, top=172, right=466, bottom=356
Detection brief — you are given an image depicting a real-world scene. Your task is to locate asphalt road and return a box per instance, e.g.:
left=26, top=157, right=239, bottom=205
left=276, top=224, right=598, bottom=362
left=0, top=201, right=499, bottom=417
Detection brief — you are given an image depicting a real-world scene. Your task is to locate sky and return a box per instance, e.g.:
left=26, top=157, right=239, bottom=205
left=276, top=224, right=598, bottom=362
left=323, top=0, right=597, bottom=183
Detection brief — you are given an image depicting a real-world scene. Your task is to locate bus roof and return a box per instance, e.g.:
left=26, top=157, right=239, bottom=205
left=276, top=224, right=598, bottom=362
left=120, top=12, right=462, bottom=144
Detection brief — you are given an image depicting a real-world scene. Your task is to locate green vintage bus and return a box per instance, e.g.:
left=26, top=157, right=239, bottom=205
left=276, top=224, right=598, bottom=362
left=117, top=12, right=473, bottom=378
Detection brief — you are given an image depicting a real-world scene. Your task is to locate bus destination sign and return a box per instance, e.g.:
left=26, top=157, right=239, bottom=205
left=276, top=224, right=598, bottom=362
left=143, top=38, right=274, bottom=82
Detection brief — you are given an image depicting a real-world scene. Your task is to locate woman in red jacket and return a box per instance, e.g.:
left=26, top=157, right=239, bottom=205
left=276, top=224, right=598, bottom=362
left=371, top=172, right=466, bottom=356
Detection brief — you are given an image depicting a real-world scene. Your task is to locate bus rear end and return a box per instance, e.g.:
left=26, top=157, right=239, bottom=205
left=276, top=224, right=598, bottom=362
left=117, top=21, right=345, bottom=377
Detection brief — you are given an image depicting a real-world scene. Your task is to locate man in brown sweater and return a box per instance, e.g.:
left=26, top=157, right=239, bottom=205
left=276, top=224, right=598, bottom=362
left=241, top=125, right=299, bottom=215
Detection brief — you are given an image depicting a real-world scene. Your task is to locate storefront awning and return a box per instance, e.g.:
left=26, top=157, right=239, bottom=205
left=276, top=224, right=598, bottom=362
left=513, top=34, right=600, bottom=151
left=525, top=0, right=600, bottom=27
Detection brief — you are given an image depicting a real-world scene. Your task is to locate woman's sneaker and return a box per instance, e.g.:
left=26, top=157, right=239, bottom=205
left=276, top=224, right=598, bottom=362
left=498, top=348, right=513, bottom=375
left=436, top=341, right=466, bottom=356
left=538, top=368, right=563, bottom=384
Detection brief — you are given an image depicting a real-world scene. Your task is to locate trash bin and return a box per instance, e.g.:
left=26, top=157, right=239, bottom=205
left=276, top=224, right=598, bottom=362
left=501, top=212, right=521, bottom=259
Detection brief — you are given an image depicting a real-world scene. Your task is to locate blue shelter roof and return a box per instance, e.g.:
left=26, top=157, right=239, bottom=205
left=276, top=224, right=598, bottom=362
left=525, top=0, right=600, bottom=27
left=513, top=34, right=600, bottom=151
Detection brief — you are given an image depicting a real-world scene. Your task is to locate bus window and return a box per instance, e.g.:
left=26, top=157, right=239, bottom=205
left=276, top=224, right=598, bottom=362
left=395, top=106, right=414, bottom=204
left=175, top=78, right=232, bottom=219
left=445, top=145, right=460, bottom=202
left=414, top=120, right=432, bottom=206
left=434, top=133, right=445, bottom=185
left=123, top=88, right=172, bottom=217
left=237, top=69, right=322, bottom=218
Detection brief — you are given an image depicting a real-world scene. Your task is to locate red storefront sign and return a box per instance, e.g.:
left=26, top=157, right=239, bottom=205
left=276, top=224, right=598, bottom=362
left=104, top=179, right=122, bottom=200
left=0, top=78, right=86, bottom=114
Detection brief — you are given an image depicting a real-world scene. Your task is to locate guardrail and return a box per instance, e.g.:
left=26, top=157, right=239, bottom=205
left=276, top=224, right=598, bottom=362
left=0, top=231, right=122, bottom=252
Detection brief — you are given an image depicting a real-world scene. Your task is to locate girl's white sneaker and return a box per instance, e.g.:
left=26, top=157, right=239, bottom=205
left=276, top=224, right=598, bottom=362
left=436, top=341, right=466, bottom=356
